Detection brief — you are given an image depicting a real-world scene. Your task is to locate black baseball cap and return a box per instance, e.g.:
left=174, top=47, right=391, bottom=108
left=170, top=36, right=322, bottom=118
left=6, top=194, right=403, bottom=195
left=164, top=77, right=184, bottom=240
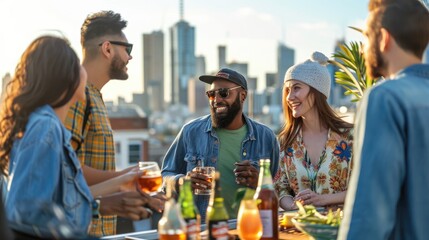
left=199, top=68, right=248, bottom=90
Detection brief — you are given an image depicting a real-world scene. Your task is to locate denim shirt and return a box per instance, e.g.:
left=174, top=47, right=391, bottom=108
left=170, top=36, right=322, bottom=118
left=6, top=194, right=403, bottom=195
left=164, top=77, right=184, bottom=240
left=161, top=114, right=279, bottom=220
left=5, top=105, right=93, bottom=238
left=339, top=64, right=429, bottom=240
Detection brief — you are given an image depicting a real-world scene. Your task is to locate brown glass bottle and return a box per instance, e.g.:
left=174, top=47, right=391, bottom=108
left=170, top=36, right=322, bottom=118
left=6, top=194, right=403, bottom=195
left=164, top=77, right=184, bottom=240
left=254, top=159, right=279, bottom=240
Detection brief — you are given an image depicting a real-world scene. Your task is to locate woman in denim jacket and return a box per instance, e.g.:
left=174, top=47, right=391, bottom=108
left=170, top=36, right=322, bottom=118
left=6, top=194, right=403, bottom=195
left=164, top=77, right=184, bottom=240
left=0, top=36, right=157, bottom=238
left=0, top=36, right=92, bottom=237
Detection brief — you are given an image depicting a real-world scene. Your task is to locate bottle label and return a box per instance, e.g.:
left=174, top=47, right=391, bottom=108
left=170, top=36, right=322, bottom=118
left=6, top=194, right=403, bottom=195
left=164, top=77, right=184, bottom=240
left=259, top=210, right=273, bottom=237
left=209, top=220, right=229, bottom=240
left=185, top=218, right=200, bottom=239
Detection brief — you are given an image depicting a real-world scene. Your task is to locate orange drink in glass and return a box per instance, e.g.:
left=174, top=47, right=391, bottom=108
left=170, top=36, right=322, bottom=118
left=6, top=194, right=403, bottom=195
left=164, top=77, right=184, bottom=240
left=237, top=199, right=263, bottom=240
left=138, top=161, right=162, bottom=194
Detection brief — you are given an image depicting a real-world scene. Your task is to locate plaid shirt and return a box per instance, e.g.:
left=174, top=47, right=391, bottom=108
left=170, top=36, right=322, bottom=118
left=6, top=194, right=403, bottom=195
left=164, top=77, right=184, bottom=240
left=65, top=84, right=116, bottom=237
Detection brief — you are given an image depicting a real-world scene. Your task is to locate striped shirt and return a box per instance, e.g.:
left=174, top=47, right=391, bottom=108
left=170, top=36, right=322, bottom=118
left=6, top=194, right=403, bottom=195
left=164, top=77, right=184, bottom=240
left=65, top=83, right=116, bottom=237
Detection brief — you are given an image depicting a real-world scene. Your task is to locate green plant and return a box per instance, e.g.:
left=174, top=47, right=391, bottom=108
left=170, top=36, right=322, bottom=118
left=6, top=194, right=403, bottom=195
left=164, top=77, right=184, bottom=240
left=328, top=28, right=377, bottom=102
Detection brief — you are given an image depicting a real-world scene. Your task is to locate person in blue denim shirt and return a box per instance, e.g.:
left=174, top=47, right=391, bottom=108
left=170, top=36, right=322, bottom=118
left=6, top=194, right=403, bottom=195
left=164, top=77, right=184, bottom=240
left=0, top=36, right=159, bottom=238
left=338, top=1, right=429, bottom=239
left=161, top=68, right=279, bottom=220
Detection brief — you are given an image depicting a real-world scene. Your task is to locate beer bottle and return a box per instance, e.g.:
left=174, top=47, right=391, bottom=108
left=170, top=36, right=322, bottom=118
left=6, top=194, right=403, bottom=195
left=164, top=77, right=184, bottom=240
left=207, top=172, right=229, bottom=240
left=158, top=179, right=187, bottom=240
left=255, top=159, right=279, bottom=240
left=178, top=177, right=201, bottom=240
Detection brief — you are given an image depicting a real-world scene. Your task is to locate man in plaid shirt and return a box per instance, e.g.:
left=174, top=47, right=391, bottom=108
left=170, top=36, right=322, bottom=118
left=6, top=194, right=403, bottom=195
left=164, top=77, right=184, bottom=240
left=66, top=10, right=137, bottom=237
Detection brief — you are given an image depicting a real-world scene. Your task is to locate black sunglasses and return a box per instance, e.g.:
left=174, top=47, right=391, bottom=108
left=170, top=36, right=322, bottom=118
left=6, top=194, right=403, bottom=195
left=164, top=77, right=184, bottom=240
left=98, top=41, right=133, bottom=55
left=206, top=86, right=242, bottom=100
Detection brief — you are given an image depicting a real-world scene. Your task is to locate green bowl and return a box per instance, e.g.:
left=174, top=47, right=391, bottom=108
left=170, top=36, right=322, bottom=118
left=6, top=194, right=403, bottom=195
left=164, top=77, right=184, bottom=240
left=291, top=218, right=339, bottom=240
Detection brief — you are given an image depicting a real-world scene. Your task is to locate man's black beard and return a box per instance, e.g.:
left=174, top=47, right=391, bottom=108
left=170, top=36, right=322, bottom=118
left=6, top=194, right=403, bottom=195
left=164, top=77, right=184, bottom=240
left=109, top=54, right=128, bottom=80
left=210, top=94, right=241, bottom=128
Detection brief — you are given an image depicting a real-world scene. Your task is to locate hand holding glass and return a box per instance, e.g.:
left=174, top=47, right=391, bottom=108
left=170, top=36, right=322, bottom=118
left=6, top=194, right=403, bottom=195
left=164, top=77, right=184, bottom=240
left=138, top=162, right=162, bottom=194
left=192, top=166, right=215, bottom=195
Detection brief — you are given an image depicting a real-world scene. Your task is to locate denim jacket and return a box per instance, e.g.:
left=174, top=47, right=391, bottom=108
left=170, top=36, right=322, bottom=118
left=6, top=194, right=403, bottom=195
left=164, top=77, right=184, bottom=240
left=161, top=114, right=279, bottom=220
left=6, top=105, right=93, bottom=238
left=339, top=64, right=429, bottom=240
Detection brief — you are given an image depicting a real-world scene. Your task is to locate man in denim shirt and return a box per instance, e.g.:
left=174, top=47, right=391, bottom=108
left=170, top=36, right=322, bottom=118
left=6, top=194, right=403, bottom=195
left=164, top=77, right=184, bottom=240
left=161, top=68, right=279, bottom=220
left=339, top=1, right=429, bottom=239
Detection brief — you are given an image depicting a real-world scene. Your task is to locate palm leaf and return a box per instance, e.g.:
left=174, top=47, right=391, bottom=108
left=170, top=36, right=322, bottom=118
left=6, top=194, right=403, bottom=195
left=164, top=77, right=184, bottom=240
left=329, top=37, right=377, bottom=101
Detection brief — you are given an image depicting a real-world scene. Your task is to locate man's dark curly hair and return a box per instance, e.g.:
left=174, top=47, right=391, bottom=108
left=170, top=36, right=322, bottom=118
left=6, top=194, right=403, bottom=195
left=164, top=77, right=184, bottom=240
left=80, top=10, right=127, bottom=47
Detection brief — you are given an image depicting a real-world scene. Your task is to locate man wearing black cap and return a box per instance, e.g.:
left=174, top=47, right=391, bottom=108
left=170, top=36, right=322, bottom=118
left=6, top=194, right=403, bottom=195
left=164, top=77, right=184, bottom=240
left=161, top=68, right=279, bottom=220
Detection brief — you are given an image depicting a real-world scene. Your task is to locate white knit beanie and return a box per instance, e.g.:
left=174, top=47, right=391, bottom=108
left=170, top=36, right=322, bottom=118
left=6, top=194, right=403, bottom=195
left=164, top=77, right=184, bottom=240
left=284, top=51, right=331, bottom=99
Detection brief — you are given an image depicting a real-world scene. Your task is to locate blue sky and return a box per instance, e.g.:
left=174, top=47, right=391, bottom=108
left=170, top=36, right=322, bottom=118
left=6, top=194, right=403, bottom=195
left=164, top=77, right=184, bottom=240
left=0, top=0, right=368, bottom=102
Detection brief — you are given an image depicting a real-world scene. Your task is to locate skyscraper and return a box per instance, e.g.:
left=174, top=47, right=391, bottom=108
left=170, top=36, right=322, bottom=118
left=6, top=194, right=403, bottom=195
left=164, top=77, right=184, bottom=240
left=265, top=73, right=277, bottom=88
left=195, top=55, right=206, bottom=76
left=329, top=38, right=348, bottom=107
left=170, top=0, right=196, bottom=106
left=275, top=43, right=295, bottom=106
left=143, top=30, right=164, bottom=112
left=277, top=43, right=295, bottom=84
left=218, top=45, right=227, bottom=69
left=188, top=55, right=207, bottom=113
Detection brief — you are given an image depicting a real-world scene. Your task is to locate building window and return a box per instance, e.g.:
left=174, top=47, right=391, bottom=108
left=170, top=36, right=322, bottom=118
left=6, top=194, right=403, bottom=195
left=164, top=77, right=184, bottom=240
left=129, top=143, right=141, bottom=164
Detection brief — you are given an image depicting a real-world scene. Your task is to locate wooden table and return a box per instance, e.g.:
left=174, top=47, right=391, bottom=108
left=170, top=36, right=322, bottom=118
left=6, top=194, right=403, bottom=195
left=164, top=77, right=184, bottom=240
left=229, top=228, right=310, bottom=240
left=102, top=219, right=311, bottom=240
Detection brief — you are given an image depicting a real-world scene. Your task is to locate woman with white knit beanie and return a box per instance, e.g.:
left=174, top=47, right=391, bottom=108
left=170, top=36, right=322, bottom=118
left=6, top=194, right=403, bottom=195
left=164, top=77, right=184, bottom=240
left=273, top=51, right=354, bottom=211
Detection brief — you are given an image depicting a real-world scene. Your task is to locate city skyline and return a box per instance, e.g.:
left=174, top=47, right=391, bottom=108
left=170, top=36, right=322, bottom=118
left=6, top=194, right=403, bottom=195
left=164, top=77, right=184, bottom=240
left=0, top=0, right=367, bottom=103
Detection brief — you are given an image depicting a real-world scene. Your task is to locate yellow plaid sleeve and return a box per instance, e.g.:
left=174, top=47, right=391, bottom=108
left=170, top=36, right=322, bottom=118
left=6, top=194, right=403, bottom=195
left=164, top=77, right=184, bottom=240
left=65, top=97, right=88, bottom=166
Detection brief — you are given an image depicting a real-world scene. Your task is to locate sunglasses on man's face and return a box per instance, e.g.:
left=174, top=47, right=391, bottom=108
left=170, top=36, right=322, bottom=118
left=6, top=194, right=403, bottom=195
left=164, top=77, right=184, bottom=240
left=205, top=86, right=242, bottom=101
left=98, top=41, right=133, bottom=56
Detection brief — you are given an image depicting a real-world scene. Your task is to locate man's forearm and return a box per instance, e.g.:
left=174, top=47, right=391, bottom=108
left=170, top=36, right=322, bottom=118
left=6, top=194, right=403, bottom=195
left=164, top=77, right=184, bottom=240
left=82, top=164, right=129, bottom=186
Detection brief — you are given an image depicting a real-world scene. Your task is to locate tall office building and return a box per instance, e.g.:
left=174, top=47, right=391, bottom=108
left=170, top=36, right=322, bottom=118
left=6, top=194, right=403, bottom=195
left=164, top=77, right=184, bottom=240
left=188, top=77, right=207, bottom=113
left=265, top=73, right=277, bottom=88
left=195, top=55, right=206, bottom=76
left=218, top=45, right=227, bottom=69
left=143, top=30, right=164, bottom=112
left=329, top=39, right=348, bottom=107
left=277, top=43, right=295, bottom=84
left=188, top=55, right=207, bottom=113
left=275, top=43, right=295, bottom=106
left=170, top=0, right=196, bottom=106
left=247, top=77, right=257, bottom=91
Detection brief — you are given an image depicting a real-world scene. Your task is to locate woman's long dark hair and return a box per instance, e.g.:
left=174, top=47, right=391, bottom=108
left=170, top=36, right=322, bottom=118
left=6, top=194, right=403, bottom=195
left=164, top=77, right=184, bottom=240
left=0, top=36, right=81, bottom=175
left=278, top=85, right=353, bottom=151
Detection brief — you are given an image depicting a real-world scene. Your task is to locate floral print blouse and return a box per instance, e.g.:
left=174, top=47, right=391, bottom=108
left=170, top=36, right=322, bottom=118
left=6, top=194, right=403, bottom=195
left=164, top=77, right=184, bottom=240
left=274, top=128, right=353, bottom=199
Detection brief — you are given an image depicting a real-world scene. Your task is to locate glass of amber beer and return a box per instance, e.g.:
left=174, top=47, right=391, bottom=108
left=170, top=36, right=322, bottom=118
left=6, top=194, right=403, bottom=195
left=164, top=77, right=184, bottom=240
left=138, top=161, right=162, bottom=194
left=193, top=166, right=215, bottom=195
